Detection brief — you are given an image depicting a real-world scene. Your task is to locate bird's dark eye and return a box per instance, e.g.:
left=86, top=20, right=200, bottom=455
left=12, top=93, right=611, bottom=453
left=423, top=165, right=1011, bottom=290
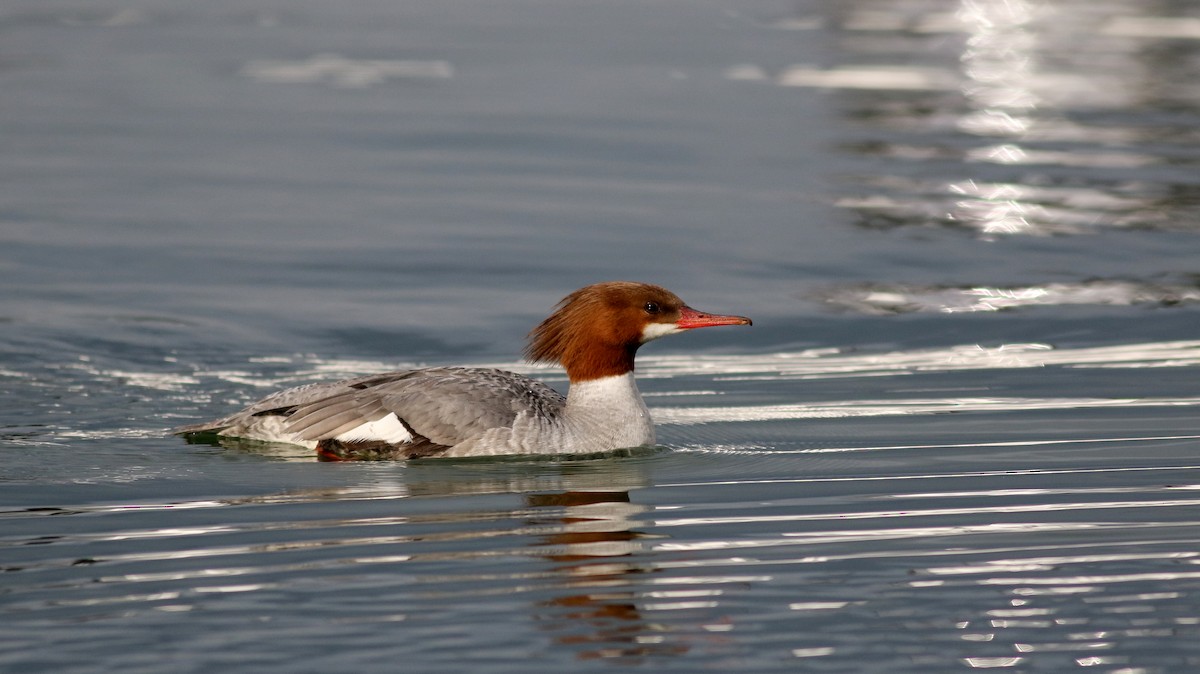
left=644, top=302, right=661, bottom=314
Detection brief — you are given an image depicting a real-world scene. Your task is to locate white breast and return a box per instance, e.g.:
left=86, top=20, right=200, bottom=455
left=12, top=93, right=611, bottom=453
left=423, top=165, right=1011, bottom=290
left=439, top=372, right=656, bottom=458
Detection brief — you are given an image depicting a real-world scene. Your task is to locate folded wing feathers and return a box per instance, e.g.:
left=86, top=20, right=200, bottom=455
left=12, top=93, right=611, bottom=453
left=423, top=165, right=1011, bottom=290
left=375, top=368, right=565, bottom=446
left=179, top=367, right=566, bottom=451
left=287, top=367, right=565, bottom=448
left=288, top=397, right=389, bottom=439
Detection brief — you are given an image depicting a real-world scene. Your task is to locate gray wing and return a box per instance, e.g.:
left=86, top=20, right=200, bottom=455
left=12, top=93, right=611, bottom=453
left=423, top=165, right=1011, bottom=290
left=285, top=367, right=565, bottom=447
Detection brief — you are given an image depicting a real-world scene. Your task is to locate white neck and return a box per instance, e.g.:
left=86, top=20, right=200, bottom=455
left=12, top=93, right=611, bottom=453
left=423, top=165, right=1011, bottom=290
left=441, top=371, right=657, bottom=457
left=563, top=372, right=656, bottom=451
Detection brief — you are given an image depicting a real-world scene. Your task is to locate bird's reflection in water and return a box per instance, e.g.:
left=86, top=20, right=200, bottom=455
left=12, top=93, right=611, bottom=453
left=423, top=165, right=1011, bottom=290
left=194, top=444, right=702, bottom=659
left=524, top=490, right=689, bottom=660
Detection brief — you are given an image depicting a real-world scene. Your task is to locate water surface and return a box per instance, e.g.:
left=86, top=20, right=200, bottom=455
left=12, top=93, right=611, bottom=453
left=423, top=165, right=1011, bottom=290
left=4, top=1, right=1200, bottom=671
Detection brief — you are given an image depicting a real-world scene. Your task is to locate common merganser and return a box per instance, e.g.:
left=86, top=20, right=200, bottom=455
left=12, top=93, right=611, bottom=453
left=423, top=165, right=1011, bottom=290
left=176, top=281, right=752, bottom=460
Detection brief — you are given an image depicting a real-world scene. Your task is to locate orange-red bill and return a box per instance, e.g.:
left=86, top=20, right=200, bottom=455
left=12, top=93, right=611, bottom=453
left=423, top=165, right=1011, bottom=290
left=676, top=305, right=753, bottom=329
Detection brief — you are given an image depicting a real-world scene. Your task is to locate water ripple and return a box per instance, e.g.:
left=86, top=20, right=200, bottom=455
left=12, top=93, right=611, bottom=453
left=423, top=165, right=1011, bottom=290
left=241, top=54, right=453, bottom=88
left=5, top=450, right=1200, bottom=671
left=817, top=280, right=1200, bottom=314
left=643, top=340, right=1200, bottom=380
left=659, top=399, right=1200, bottom=424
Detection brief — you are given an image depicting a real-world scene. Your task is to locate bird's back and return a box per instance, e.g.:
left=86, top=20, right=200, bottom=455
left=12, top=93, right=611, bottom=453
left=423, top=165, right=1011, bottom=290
left=176, top=367, right=566, bottom=459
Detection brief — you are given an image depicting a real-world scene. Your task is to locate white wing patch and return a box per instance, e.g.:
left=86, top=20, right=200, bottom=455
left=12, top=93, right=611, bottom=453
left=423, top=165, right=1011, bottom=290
left=333, top=412, right=414, bottom=444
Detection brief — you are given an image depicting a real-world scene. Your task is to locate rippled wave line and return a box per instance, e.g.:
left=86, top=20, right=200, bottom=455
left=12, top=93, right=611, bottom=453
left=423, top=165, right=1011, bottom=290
left=651, top=523, right=1195, bottom=560
left=648, top=341, right=1200, bottom=380
left=3, top=514, right=646, bottom=576
left=649, top=532, right=1194, bottom=574
left=929, top=551, right=1200, bottom=576
left=1, top=557, right=556, bottom=610
left=656, top=398, right=1200, bottom=424
left=979, top=570, right=1200, bottom=586
left=898, top=484, right=1198, bottom=500
left=658, top=462, right=1200, bottom=488
left=817, top=280, right=1200, bottom=315
left=677, top=434, right=1200, bottom=455
left=142, top=339, right=1200, bottom=395
left=652, top=497, right=1200, bottom=530
left=0, top=485, right=419, bottom=520
left=0, top=506, right=641, bottom=553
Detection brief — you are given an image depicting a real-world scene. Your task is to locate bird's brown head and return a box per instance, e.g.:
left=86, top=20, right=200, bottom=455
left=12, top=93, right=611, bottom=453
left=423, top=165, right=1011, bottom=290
left=525, top=281, right=752, bottom=382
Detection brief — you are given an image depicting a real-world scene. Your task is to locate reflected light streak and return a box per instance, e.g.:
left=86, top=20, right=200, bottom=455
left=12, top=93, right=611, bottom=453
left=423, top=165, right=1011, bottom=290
left=820, top=279, right=1200, bottom=314
left=790, top=601, right=851, bottom=610
left=930, top=554, right=1200, bottom=578
left=653, top=497, right=1200, bottom=531
left=647, top=575, right=774, bottom=586
left=965, top=145, right=1157, bottom=168
left=656, top=397, right=1200, bottom=425
left=649, top=534, right=1195, bottom=575
left=684, top=434, right=1200, bottom=455
left=241, top=54, right=453, bottom=88
left=641, top=601, right=720, bottom=611
left=982, top=570, right=1200, bottom=586
left=962, top=656, right=1025, bottom=668
left=792, top=647, right=837, bottom=657
left=15, top=484, right=414, bottom=518
left=1083, top=591, right=1181, bottom=603
left=640, top=340, right=1200, bottom=380
left=192, top=583, right=270, bottom=594
left=644, top=589, right=724, bottom=599
left=799, top=3, right=1186, bottom=237
left=952, top=0, right=1041, bottom=235
left=657, top=463, right=1200, bottom=490
left=837, top=175, right=1163, bottom=235
left=777, top=65, right=957, bottom=90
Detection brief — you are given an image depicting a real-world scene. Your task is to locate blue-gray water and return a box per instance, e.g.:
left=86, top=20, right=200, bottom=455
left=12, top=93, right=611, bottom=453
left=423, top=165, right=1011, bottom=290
left=4, top=1, right=1200, bottom=671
